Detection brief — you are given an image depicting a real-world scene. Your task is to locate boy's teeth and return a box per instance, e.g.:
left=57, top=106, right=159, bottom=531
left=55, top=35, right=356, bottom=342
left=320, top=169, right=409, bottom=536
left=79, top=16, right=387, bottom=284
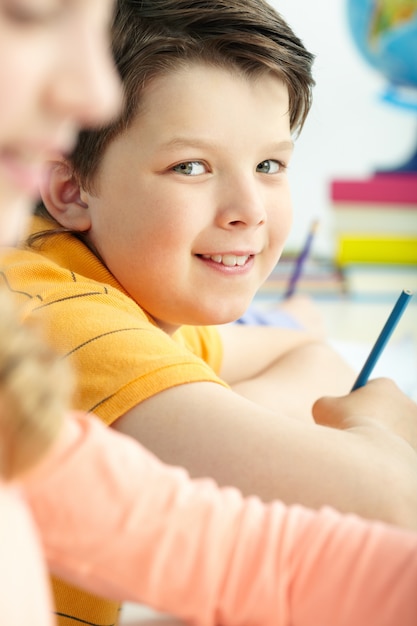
left=202, top=254, right=249, bottom=267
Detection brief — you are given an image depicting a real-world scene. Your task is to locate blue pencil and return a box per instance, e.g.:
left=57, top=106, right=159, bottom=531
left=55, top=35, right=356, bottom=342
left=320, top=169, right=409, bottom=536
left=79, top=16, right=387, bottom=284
left=284, top=219, right=319, bottom=298
left=351, top=289, right=414, bottom=391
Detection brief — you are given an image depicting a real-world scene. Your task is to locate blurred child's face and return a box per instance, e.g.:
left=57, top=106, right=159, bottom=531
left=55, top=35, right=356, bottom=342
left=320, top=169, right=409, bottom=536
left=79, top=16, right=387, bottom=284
left=0, top=0, right=121, bottom=246
left=84, top=64, right=294, bottom=332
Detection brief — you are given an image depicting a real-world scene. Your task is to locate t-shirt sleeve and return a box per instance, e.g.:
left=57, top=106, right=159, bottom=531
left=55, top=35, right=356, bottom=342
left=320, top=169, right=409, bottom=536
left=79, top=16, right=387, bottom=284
left=173, top=325, right=224, bottom=375
left=48, top=291, right=228, bottom=424
left=24, top=412, right=417, bottom=626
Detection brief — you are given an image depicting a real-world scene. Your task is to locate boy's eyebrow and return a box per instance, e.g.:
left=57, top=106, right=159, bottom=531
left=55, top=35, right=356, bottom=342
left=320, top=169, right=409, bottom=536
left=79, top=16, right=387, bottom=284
left=269, top=140, right=294, bottom=152
left=159, top=136, right=294, bottom=152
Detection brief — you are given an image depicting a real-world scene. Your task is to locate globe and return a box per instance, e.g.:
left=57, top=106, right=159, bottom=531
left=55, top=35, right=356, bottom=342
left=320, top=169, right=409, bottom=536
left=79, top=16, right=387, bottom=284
left=346, top=0, right=417, bottom=171
left=347, top=0, right=417, bottom=104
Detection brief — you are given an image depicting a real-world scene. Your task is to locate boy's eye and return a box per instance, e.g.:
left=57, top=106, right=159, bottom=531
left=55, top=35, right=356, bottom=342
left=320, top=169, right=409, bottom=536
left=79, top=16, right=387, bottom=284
left=172, top=161, right=207, bottom=176
left=256, top=160, right=283, bottom=174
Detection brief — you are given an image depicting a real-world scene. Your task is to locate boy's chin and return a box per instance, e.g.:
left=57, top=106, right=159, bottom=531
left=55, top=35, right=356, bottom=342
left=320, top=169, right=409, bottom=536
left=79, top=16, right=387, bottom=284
left=199, top=303, right=254, bottom=326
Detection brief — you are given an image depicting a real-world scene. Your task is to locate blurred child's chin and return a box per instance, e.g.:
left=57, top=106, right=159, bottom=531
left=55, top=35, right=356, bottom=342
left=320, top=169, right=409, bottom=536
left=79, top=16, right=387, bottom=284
left=0, top=198, right=31, bottom=248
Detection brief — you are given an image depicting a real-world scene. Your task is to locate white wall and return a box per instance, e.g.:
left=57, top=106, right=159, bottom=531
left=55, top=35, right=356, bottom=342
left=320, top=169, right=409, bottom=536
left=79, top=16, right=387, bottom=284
left=268, top=0, right=417, bottom=257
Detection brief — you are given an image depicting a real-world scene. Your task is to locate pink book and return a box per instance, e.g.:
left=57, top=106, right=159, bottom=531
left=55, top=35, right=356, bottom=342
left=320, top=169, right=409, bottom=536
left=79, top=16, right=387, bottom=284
left=330, top=174, right=417, bottom=206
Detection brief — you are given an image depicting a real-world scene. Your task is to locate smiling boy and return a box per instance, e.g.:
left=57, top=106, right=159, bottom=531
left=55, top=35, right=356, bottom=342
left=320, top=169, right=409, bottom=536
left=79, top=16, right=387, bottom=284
left=3, top=0, right=417, bottom=521
left=4, top=0, right=415, bottom=523
left=2, top=1, right=417, bottom=616
left=1, top=2, right=417, bottom=626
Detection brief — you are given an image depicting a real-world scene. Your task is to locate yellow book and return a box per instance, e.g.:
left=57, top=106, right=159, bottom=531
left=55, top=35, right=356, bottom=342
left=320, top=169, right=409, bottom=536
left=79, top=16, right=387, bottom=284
left=336, top=234, right=417, bottom=265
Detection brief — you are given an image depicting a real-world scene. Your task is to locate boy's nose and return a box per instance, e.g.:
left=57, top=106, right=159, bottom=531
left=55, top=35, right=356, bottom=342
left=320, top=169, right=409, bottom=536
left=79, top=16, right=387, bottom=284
left=216, top=176, right=267, bottom=229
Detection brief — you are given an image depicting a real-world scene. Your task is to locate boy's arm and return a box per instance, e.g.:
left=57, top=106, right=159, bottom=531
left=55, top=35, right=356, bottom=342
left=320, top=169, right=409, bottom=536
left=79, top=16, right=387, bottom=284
left=217, top=323, right=355, bottom=420
left=25, top=412, right=417, bottom=626
left=113, top=378, right=417, bottom=530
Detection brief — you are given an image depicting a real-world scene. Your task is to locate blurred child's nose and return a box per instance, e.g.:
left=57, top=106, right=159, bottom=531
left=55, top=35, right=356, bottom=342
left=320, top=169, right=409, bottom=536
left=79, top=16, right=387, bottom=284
left=216, top=175, right=267, bottom=229
left=47, top=26, right=122, bottom=129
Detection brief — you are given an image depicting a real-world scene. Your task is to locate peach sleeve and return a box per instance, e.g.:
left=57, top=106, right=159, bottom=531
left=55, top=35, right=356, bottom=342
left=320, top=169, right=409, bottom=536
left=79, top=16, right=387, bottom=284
left=23, top=412, right=417, bottom=626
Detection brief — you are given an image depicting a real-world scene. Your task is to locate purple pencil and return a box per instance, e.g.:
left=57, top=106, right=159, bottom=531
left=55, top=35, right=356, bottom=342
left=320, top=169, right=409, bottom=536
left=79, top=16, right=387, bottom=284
left=284, top=220, right=319, bottom=298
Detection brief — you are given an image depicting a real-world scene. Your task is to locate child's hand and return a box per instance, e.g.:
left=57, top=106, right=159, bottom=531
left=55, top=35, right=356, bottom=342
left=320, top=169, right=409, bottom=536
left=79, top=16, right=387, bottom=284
left=313, top=378, right=417, bottom=453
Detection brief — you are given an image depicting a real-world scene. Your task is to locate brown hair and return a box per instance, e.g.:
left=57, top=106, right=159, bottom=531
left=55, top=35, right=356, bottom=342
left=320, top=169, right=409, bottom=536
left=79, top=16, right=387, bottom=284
left=34, top=0, right=315, bottom=227
left=0, top=292, right=72, bottom=479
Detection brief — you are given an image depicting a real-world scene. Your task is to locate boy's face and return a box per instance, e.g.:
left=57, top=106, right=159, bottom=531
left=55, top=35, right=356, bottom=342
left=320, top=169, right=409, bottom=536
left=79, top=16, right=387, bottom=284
left=84, top=63, right=294, bottom=333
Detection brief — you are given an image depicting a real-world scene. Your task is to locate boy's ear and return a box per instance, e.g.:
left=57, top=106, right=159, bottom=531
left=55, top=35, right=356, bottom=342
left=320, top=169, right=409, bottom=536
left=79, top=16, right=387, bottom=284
left=40, top=160, right=92, bottom=232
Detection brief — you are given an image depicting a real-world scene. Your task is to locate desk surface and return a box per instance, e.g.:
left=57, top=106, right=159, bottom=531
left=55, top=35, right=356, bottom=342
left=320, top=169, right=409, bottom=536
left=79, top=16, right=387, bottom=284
left=120, top=298, right=417, bottom=625
left=317, top=298, right=417, bottom=343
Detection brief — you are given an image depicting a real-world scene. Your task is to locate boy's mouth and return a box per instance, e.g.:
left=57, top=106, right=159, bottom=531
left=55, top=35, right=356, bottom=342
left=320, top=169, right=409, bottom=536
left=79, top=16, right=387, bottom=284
left=199, top=253, right=251, bottom=267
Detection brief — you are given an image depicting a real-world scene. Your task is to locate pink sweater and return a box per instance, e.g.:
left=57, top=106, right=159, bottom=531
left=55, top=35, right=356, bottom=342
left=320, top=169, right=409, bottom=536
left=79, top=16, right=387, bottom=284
left=3, top=411, right=417, bottom=626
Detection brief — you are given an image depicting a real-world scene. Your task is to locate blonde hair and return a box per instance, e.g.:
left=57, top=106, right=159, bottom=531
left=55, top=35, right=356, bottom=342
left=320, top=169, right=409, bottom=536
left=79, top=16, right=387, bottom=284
left=0, top=291, right=72, bottom=480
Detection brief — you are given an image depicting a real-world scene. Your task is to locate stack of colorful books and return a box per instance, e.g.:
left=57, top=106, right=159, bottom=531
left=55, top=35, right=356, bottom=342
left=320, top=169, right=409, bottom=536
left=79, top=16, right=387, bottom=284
left=330, top=173, right=417, bottom=299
